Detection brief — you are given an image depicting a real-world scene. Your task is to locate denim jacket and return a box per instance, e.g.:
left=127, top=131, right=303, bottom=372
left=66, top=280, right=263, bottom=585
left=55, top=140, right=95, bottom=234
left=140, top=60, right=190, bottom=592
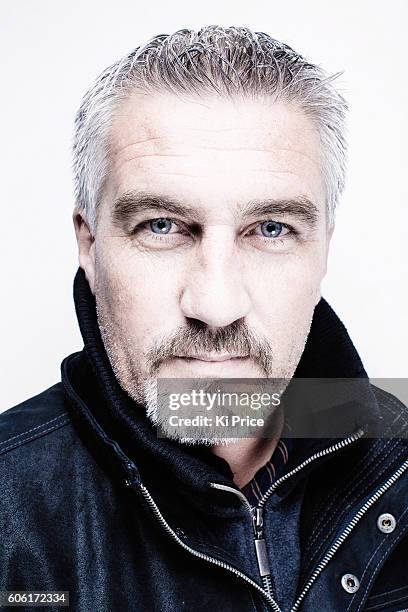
left=1, top=269, right=407, bottom=612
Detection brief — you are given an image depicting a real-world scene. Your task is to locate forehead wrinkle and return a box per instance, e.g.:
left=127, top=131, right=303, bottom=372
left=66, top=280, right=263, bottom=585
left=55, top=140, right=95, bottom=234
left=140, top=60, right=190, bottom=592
left=110, top=135, right=164, bottom=153
left=112, top=137, right=321, bottom=165
left=110, top=116, right=321, bottom=174
left=113, top=148, right=320, bottom=173
left=153, top=169, right=301, bottom=179
left=123, top=152, right=191, bottom=162
left=155, top=171, right=204, bottom=178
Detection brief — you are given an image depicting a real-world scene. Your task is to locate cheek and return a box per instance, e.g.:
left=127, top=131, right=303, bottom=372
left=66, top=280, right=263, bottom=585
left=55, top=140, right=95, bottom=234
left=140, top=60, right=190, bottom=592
left=250, top=249, right=324, bottom=331
left=95, top=245, right=181, bottom=339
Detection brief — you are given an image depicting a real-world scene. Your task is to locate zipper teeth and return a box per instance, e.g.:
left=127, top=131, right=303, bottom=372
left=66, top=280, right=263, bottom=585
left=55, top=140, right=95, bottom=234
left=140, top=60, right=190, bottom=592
left=257, top=429, right=365, bottom=510
left=138, top=482, right=282, bottom=612
left=211, top=429, right=365, bottom=512
left=136, top=429, right=363, bottom=612
left=290, top=456, right=408, bottom=612
left=262, top=574, right=274, bottom=598
left=207, top=431, right=364, bottom=609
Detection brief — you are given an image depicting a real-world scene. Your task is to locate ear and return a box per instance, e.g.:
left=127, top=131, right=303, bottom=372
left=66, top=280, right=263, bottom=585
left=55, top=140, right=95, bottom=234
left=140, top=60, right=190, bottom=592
left=73, top=208, right=96, bottom=295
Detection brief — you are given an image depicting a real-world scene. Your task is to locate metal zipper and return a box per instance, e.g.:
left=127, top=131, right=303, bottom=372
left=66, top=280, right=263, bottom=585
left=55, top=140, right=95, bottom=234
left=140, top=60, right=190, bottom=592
left=210, top=482, right=276, bottom=599
left=128, top=428, right=367, bottom=611
left=210, top=428, right=365, bottom=608
left=290, top=454, right=408, bottom=611
left=212, top=432, right=408, bottom=611
left=135, top=480, right=282, bottom=612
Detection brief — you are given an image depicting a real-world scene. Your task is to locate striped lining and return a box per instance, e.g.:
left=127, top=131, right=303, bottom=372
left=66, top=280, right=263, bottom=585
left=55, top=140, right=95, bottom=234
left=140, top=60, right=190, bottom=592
left=241, top=433, right=292, bottom=507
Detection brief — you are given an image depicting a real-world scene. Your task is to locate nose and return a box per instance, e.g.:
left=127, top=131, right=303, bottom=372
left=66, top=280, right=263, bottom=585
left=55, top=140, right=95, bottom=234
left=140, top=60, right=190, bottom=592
left=179, top=230, right=252, bottom=328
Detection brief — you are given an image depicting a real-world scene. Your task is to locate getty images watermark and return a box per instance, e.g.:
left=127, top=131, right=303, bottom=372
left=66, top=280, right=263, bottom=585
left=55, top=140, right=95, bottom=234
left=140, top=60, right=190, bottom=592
left=168, top=387, right=281, bottom=426
left=153, top=378, right=408, bottom=441
left=154, top=378, right=286, bottom=440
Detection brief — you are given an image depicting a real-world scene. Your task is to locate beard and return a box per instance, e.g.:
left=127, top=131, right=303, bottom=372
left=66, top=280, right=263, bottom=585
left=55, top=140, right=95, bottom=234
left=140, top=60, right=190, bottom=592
left=95, top=293, right=313, bottom=446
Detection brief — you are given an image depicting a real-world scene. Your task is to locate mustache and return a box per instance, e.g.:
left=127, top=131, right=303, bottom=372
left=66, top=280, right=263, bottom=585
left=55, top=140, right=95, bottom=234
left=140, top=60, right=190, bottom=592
left=147, top=319, right=273, bottom=376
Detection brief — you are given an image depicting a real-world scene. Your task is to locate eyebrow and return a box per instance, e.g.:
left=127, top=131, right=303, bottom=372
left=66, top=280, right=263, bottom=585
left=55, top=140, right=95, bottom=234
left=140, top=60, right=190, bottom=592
left=111, top=190, right=320, bottom=229
left=112, top=192, right=199, bottom=227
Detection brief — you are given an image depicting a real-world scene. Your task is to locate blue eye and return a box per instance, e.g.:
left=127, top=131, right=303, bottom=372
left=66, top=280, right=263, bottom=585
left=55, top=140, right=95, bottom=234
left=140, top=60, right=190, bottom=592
left=150, top=218, right=173, bottom=234
left=260, top=220, right=284, bottom=238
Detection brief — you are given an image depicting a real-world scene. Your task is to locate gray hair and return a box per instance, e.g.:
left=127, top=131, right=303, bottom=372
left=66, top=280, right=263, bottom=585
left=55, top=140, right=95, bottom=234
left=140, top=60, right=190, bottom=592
left=72, top=26, right=348, bottom=232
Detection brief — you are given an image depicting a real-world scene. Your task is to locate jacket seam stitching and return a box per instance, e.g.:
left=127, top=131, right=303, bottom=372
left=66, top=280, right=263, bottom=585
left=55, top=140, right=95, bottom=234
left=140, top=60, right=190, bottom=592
left=0, top=412, right=69, bottom=448
left=355, top=508, right=408, bottom=612
left=364, top=592, right=408, bottom=611
left=306, top=438, right=397, bottom=553
left=0, top=416, right=71, bottom=454
left=375, top=388, right=408, bottom=426
left=305, top=431, right=405, bottom=568
left=345, top=538, right=387, bottom=612
left=306, top=440, right=402, bottom=558
left=364, top=584, right=408, bottom=605
left=306, top=398, right=403, bottom=544
left=345, top=502, right=408, bottom=611
left=305, top=398, right=408, bottom=558
left=305, top=443, right=407, bottom=576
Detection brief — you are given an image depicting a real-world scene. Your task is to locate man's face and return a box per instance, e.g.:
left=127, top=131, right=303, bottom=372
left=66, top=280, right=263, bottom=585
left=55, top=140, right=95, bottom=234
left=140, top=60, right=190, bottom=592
left=75, top=92, right=332, bottom=419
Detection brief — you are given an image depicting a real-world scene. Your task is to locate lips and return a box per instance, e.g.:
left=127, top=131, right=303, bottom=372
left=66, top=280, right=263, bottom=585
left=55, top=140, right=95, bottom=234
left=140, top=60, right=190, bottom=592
left=175, top=355, right=248, bottom=362
left=160, top=355, right=258, bottom=378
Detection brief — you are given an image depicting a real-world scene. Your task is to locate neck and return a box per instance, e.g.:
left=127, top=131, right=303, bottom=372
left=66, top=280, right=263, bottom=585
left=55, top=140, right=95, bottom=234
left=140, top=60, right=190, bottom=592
left=210, top=407, right=284, bottom=488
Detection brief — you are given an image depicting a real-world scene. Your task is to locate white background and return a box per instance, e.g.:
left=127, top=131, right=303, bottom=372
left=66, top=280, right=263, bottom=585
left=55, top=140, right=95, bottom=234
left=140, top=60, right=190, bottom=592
left=1, top=0, right=407, bottom=411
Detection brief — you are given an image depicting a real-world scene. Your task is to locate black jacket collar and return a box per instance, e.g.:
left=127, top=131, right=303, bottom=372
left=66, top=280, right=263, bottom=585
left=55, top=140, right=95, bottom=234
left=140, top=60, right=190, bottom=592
left=61, top=267, right=382, bottom=514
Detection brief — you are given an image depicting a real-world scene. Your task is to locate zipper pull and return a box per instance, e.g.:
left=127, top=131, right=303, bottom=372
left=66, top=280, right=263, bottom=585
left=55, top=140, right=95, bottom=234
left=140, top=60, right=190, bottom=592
left=252, top=507, right=271, bottom=578
left=252, top=507, right=263, bottom=537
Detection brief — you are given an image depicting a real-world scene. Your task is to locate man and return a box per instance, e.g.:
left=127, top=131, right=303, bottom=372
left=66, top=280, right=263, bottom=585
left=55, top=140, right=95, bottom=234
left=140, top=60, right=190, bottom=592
left=1, top=26, right=407, bottom=612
